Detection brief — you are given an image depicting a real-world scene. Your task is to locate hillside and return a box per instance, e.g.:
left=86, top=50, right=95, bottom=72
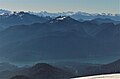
left=0, top=11, right=50, bottom=30
left=0, top=63, right=75, bottom=79
left=0, top=16, right=119, bottom=62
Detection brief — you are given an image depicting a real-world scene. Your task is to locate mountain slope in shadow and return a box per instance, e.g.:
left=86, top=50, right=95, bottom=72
left=0, top=63, right=75, bottom=79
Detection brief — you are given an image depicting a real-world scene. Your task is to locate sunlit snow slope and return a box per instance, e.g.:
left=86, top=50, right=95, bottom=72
left=72, top=74, right=120, bottom=79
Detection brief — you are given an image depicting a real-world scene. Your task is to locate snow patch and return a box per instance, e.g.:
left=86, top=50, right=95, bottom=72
left=72, top=74, right=120, bottom=79
left=57, top=16, right=66, bottom=21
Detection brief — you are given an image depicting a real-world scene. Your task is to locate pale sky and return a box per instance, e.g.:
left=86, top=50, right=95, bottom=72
left=0, top=0, right=120, bottom=14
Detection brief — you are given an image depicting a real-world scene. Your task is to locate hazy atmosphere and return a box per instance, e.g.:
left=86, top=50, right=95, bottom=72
left=0, top=0, right=120, bottom=79
left=0, top=0, right=120, bottom=14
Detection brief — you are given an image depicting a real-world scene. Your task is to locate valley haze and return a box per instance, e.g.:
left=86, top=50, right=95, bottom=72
left=0, top=9, right=119, bottom=64
left=0, top=0, right=119, bottom=78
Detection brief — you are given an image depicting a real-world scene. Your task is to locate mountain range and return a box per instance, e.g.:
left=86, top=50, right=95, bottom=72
left=0, top=9, right=120, bottom=21
left=0, top=16, right=119, bottom=63
left=0, top=9, right=120, bottom=79
left=0, top=9, right=11, bottom=15
left=0, top=63, right=75, bottom=79
left=0, top=11, right=51, bottom=31
left=0, top=59, right=120, bottom=79
left=29, top=11, right=120, bottom=21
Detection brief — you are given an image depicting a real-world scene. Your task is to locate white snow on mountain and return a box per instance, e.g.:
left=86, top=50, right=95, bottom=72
left=72, top=74, right=120, bottom=79
left=28, top=11, right=75, bottom=17
left=28, top=11, right=119, bottom=17
left=0, top=9, right=119, bottom=17
left=0, top=9, right=120, bottom=21
left=57, top=16, right=66, bottom=20
left=28, top=11, right=120, bottom=21
left=0, top=9, right=11, bottom=15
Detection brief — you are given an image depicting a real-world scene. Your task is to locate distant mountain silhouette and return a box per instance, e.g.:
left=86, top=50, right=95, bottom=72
left=1, top=9, right=120, bottom=21
left=0, top=11, right=51, bottom=30
left=91, top=18, right=120, bottom=24
left=0, top=9, right=11, bottom=15
left=29, top=11, right=120, bottom=21
left=71, top=12, right=120, bottom=21
left=0, top=63, right=18, bottom=72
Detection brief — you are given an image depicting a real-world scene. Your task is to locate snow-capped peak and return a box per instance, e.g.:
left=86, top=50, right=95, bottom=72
left=49, top=16, right=68, bottom=24
left=56, top=16, right=67, bottom=21
left=0, top=9, right=11, bottom=15
left=48, top=16, right=79, bottom=24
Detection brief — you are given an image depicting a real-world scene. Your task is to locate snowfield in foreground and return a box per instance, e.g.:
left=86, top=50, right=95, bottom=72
left=72, top=74, right=120, bottom=79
